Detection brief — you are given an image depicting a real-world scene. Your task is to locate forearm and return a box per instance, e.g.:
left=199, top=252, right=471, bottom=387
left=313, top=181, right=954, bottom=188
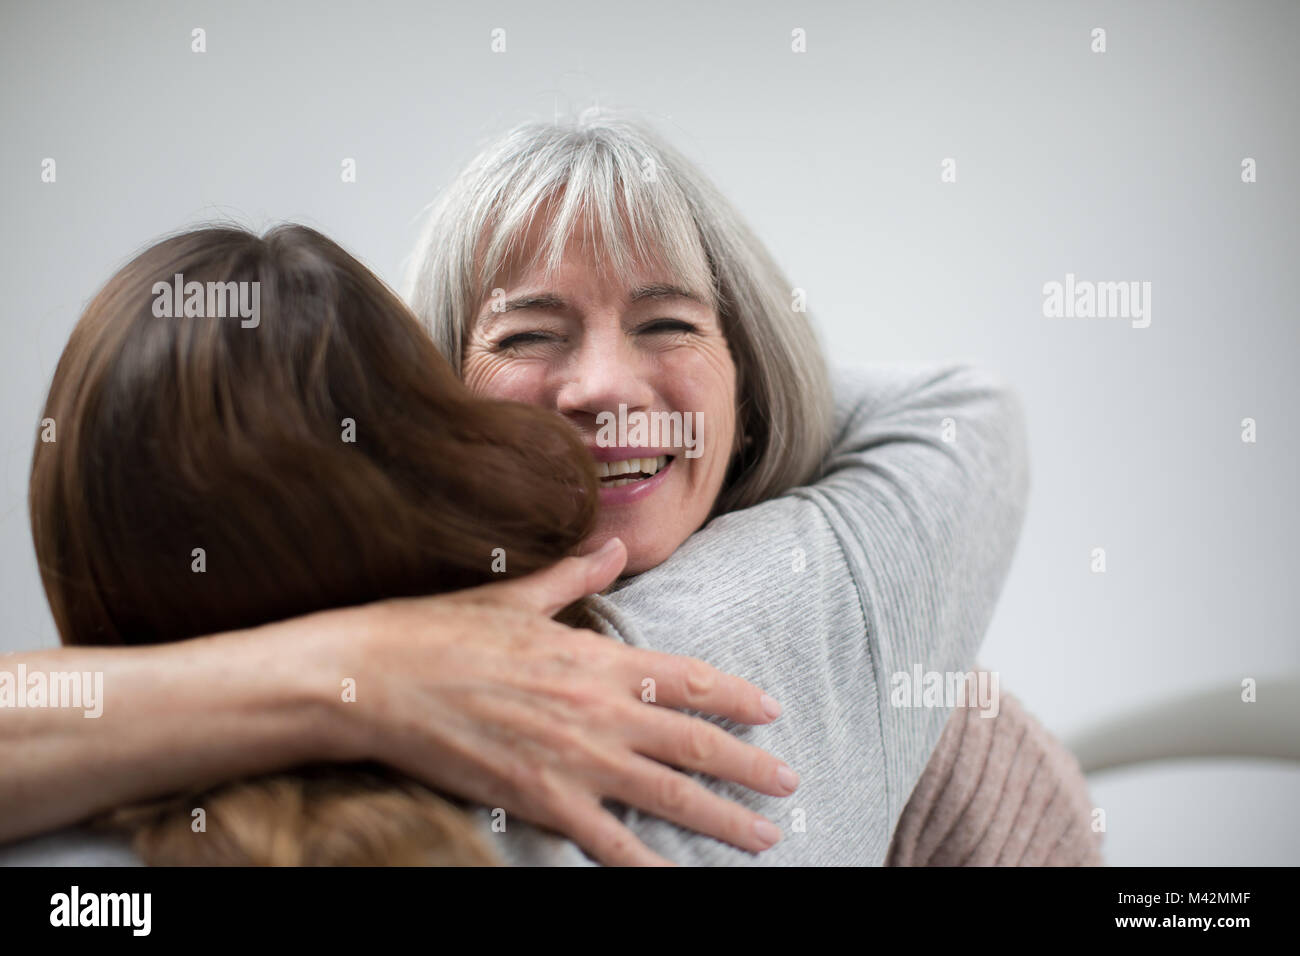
left=0, top=614, right=350, bottom=843
left=820, top=361, right=1030, bottom=671
left=818, top=362, right=1031, bottom=825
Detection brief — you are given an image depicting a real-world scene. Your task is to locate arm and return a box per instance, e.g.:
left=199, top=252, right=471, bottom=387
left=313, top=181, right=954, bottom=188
left=886, top=680, right=1103, bottom=866
left=807, top=362, right=1031, bottom=820
left=0, top=621, right=340, bottom=844
left=559, top=362, right=1029, bottom=864
left=2, top=543, right=791, bottom=864
left=5, top=363, right=1024, bottom=866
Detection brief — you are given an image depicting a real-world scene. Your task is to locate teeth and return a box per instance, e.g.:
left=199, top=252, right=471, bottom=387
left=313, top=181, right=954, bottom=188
left=596, top=455, right=669, bottom=481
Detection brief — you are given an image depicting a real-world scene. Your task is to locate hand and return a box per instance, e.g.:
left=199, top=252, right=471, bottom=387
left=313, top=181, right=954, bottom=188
left=325, top=538, right=798, bottom=865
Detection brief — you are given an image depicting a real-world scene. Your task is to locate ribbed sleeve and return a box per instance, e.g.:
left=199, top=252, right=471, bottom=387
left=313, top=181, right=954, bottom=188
left=797, top=364, right=1032, bottom=834
left=886, top=681, right=1104, bottom=866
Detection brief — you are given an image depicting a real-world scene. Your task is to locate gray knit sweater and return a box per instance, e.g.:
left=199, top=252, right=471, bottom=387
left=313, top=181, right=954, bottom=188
left=0, top=363, right=1029, bottom=866
left=468, top=362, right=1030, bottom=865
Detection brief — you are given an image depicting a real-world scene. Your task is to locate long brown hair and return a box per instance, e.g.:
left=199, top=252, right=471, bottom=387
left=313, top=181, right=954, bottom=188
left=29, top=224, right=599, bottom=864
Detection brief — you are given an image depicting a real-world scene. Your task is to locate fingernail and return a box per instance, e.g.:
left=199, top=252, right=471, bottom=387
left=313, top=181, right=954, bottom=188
left=753, top=819, right=782, bottom=848
left=596, top=537, right=622, bottom=556
left=777, top=765, right=800, bottom=794
left=760, top=694, right=782, bottom=719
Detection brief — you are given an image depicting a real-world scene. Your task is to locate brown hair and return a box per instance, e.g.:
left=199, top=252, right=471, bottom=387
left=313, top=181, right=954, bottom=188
left=29, top=224, right=599, bottom=865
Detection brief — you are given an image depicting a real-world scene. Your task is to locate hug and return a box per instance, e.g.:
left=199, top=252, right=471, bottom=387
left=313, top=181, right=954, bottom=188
left=7, top=111, right=1100, bottom=866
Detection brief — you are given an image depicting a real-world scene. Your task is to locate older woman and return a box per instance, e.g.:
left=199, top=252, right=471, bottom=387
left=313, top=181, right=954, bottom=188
left=401, top=111, right=1096, bottom=865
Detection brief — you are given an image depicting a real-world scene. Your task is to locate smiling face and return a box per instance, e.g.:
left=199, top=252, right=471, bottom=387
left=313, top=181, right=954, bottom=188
left=462, top=227, right=737, bottom=575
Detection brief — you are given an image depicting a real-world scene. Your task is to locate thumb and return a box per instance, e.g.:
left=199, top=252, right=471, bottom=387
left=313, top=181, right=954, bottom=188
left=466, top=537, right=627, bottom=617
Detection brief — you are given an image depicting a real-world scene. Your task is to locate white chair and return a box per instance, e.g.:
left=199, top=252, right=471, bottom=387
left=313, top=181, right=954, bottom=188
left=1066, top=674, right=1300, bottom=773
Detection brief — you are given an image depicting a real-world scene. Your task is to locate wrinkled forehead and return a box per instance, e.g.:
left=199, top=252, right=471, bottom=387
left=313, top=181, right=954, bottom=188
left=472, top=193, right=717, bottom=315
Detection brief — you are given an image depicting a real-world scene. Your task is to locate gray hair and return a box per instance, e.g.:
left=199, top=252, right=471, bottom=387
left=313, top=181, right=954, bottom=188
left=404, top=109, right=833, bottom=513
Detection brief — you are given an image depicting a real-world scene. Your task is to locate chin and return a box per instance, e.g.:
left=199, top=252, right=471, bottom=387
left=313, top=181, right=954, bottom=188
left=621, top=547, right=669, bottom=576
left=592, top=523, right=686, bottom=577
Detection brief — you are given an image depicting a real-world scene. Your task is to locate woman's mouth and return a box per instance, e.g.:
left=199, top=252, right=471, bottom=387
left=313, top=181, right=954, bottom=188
left=594, top=454, right=675, bottom=504
left=595, top=454, right=672, bottom=487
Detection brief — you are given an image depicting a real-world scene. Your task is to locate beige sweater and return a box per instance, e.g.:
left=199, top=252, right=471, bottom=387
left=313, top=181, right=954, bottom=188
left=887, top=684, right=1104, bottom=866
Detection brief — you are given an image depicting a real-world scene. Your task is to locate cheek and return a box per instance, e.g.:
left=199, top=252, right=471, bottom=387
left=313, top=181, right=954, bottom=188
left=712, top=391, right=738, bottom=469
left=659, top=352, right=736, bottom=466
left=462, top=353, right=549, bottom=405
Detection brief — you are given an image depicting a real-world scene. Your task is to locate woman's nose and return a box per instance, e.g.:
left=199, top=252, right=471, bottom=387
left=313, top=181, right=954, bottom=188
left=555, top=335, right=654, bottom=424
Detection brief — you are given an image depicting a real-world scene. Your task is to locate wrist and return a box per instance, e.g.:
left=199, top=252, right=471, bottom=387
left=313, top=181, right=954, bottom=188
left=242, top=603, right=374, bottom=766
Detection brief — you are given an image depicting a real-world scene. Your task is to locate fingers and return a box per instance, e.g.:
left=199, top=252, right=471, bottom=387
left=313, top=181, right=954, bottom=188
left=625, top=649, right=783, bottom=725
left=622, top=704, right=800, bottom=799
left=460, top=537, right=628, bottom=616
left=600, top=755, right=785, bottom=856
left=545, top=796, right=676, bottom=867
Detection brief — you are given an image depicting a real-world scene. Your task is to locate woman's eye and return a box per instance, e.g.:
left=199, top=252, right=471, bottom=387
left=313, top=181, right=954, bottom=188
left=496, top=331, right=552, bottom=350
left=639, top=319, right=698, bottom=335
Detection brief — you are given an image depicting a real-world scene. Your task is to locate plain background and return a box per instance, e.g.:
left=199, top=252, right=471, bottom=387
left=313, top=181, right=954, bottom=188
left=1, top=0, right=1296, bottom=865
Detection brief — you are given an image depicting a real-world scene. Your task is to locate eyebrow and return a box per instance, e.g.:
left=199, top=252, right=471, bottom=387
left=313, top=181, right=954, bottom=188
left=476, top=293, right=568, bottom=329
left=477, top=284, right=707, bottom=327
left=627, top=283, right=707, bottom=305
